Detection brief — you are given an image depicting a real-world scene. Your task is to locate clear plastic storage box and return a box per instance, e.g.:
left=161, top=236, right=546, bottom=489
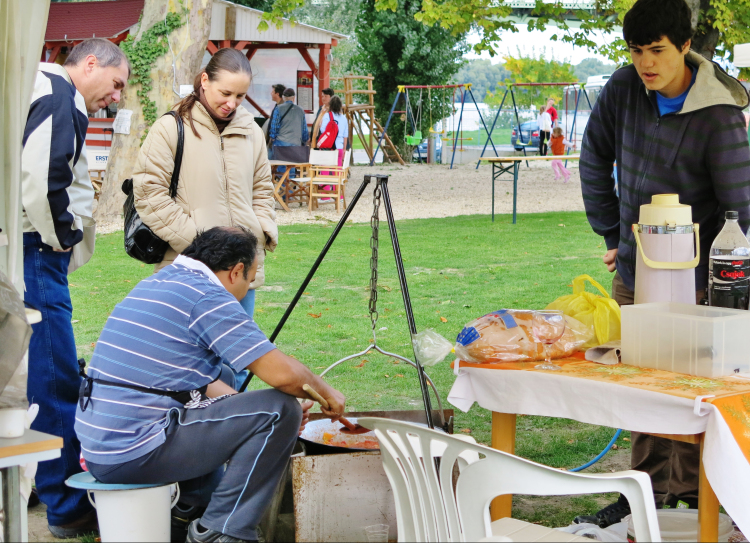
left=621, top=302, right=750, bottom=378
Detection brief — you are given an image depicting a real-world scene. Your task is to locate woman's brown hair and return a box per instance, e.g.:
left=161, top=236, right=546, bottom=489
left=174, top=48, right=252, bottom=137
left=329, top=95, right=343, bottom=115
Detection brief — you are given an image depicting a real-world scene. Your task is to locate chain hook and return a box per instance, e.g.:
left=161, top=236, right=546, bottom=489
left=369, top=181, right=382, bottom=334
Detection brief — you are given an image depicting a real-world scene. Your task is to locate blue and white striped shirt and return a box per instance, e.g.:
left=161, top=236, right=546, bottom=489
left=75, top=256, right=276, bottom=464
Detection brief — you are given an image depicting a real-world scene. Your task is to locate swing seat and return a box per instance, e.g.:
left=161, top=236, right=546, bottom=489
left=405, top=131, right=423, bottom=146
left=429, top=128, right=444, bottom=134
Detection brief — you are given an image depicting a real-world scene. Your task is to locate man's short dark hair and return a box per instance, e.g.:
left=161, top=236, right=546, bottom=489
left=322, top=88, right=334, bottom=97
left=272, top=84, right=286, bottom=96
left=64, top=38, right=131, bottom=77
left=182, top=227, right=258, bottom=279
left=623, top=0, right=693, bottom=50
left=283, top=88, right=295, bottom=98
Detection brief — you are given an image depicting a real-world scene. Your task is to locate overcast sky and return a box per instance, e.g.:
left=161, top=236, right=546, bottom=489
left=465, top=25, right=622, bottom=65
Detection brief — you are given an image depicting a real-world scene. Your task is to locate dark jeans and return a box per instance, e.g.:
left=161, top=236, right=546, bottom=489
left=539, top=130, right=550, bottom=156
left=23, top=232, right=92, bottom=525
left=612, top=272, right=702, bottom=506
left=87, top=390, right=302, bottom=540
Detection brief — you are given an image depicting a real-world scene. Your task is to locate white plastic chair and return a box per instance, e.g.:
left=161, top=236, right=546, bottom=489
left=357, top=417, right=661, bottom=543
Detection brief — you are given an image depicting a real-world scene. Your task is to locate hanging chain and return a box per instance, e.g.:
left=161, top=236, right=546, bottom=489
left=368, top=182, right=382, bottom=333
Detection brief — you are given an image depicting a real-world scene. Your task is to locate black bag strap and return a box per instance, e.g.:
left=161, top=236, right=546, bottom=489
left=77, top=357, right=206, bottom=412
left=276, top=103, right=294, bottom=129
left=164, top=111, right=184, bottom=199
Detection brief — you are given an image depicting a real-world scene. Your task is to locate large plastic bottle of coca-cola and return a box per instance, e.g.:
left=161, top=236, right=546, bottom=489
left=709, top=211, right=750, bottom=309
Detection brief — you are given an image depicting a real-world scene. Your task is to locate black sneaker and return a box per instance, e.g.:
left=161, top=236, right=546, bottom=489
left=172, top=503, right=205, bottom=543
left=573, top=498, right=631, bottom=528
left=186, top=519, right=257, bottom=543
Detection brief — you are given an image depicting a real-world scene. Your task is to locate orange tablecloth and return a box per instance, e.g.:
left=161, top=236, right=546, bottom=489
left=448, top=356, right=750, bottom=534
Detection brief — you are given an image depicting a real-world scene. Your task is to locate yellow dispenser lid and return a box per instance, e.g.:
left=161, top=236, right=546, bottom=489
left=638, top=194, right=693, bottom=226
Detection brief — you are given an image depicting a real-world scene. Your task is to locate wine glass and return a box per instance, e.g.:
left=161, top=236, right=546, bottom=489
left=532, top=310, right=566, bottom=371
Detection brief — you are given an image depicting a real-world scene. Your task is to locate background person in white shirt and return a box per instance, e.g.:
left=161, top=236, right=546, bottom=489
left=537, top=105, right=552, bottom=156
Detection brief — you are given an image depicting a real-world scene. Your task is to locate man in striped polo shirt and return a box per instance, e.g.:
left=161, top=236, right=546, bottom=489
left=578, top=0, right=750, bottom=528
left=75, top=227, right=345, bottom=543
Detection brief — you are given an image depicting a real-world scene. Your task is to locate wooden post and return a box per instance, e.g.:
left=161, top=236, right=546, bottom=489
left=698, top=436, right=720, bottom=542
left=490, top=412, right=517, bottom=521
left=368, top=74, right=374, bottom=155
left=318, top=44, right=330, bottom=105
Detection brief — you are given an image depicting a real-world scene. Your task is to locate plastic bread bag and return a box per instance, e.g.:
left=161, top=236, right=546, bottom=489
left=454, top=309, right=594, bottom=364
left=412, top=328, right=453, bottom=367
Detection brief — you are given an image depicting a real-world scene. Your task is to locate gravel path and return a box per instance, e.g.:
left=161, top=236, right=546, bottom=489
left=276, top=161, right=586, bottom=225
left=97, top=161, right=586, bottom=234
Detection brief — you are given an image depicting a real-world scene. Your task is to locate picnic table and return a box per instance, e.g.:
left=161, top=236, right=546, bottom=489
left=479, top=155, right=581, bottom=224
left=448, top=355, right=750, bottom=541
left=269, top=159, right=310, bottom=212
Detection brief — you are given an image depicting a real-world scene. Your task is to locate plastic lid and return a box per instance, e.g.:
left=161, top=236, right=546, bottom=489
left=637, top=194, right=693, bottom=227
left=726, top=210, right=739, bottom=220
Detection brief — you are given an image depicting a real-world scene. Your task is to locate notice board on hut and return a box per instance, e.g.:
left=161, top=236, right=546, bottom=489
left=297, top=70, right=314, bottom=113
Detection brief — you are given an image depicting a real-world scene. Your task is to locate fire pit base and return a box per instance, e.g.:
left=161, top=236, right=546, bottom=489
left=260, top=410, right=453, bottom=542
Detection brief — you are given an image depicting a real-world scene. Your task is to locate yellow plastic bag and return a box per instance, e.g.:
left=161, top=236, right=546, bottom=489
left=546, top=275, right=621, bottom=349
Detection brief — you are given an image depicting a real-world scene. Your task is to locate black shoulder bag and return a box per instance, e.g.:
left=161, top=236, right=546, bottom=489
left=122, top=111, right=185, bottom=264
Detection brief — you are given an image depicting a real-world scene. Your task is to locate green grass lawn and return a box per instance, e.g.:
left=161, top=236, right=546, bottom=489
left=69, top=211, right=627, bottom=527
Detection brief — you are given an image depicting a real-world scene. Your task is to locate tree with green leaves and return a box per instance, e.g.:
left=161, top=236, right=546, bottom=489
left=371, top=0, right=750, bottom=76
left=491, top=48, right=577, bottom=108
left=352, top=0, right=467, bottom=153
left=291, top=0, right=362, bottom=78
left=455, top=59, right=510, bottom=102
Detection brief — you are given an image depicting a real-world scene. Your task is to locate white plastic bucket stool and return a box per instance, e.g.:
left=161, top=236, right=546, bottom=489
left=625, top=509, right=734, bottom=542
left=66, top=471, right=179, bottom=542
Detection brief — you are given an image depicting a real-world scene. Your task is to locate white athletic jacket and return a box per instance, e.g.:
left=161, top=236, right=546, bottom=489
left=22, top=63, right=95, bottom=268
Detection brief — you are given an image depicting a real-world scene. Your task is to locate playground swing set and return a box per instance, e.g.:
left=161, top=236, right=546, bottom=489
left=475, top=81, right=593, bottom=169
left=372, top=83, right=500, bottom=168
left=371, top=80, right=592, bottom=169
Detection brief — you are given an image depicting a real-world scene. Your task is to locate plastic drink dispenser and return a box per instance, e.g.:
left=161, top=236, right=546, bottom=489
left=632, top=194, right=699, bottom=304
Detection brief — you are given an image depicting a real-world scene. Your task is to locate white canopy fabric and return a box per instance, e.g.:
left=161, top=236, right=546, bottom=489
left=0, top=0, right=51, bottom=410
left=0, top=0, right=50, bottom=292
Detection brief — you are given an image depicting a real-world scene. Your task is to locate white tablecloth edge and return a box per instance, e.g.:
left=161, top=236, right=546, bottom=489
left=448, top=366, right=707, bottom=435
left=704, top=404, right=750, bottom=535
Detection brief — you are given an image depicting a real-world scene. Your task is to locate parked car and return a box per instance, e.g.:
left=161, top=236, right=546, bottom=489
left=412, top=138, right=442, bottom=163
left=511, top=120, right=540, bottom=151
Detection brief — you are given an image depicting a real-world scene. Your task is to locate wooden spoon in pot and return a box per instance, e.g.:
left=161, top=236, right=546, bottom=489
left=302, top=384, right=370, bottom=434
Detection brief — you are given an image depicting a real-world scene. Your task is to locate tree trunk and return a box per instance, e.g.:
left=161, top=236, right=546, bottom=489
left=95, top=0, right=213, bottom=225
left=686, top=0, right=720, bottom=60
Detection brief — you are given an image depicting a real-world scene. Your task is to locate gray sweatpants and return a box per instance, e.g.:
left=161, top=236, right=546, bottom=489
left=87, top=389, right=302, bottom=540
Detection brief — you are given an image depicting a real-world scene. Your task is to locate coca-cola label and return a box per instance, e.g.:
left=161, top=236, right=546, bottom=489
left=711, top=258, right=750, bottom=284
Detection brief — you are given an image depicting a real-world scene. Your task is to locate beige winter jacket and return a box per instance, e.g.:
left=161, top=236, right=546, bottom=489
left=132, top=102, right=277, bottom=289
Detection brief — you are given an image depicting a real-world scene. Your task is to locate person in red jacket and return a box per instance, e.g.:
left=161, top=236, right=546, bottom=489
left=546, top=97, right=559, bottom=128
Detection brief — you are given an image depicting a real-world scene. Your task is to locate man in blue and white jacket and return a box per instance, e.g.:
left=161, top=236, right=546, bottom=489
left=22, top=38, right=129, bottom=539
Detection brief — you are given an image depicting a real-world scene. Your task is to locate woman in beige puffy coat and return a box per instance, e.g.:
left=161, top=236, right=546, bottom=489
left=132, top=48, right=276, bottom=321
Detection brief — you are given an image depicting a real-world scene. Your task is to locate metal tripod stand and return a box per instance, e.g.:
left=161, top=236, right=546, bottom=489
left=241, top=174, right=442, bottom=430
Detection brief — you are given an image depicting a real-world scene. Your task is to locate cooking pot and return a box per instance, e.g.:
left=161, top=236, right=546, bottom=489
left=299, top=410, right=453, bottom=455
